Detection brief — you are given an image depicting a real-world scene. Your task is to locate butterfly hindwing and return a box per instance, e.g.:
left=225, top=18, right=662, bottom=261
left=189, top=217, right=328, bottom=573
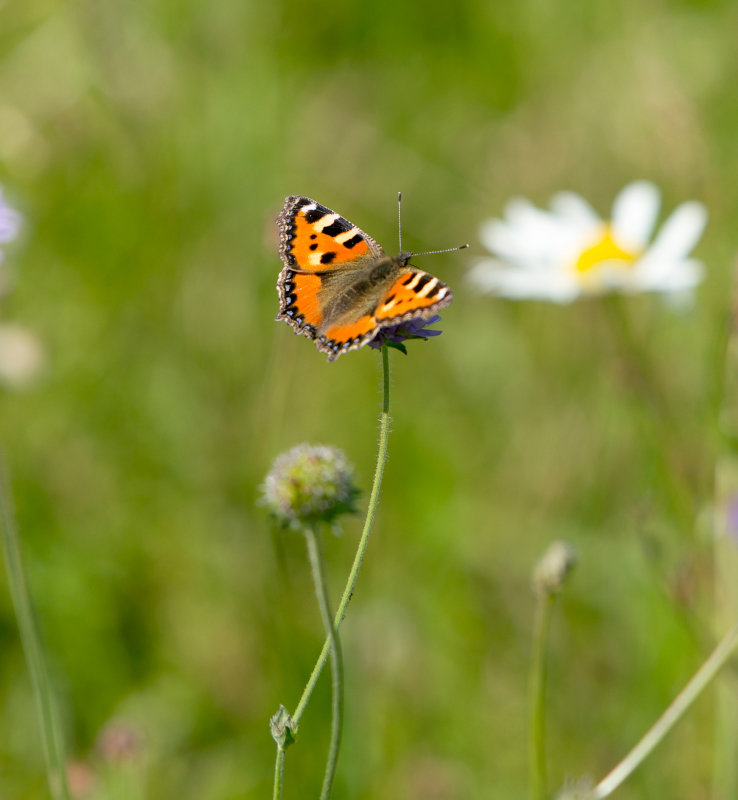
left=316, top=270, right=452, bottom=361
left=374, top=269, right=453, bottom=323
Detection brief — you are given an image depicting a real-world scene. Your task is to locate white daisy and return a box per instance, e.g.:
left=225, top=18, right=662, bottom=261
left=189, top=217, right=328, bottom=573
left=467, top=181, right=707, bottom=303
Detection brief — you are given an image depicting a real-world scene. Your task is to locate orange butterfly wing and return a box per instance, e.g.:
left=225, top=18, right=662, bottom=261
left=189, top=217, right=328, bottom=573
left=276, top=196, right=383, bottom=337
left=277, top=196, right=383, bottom=272
left=374, top=269, right=453, bottom=323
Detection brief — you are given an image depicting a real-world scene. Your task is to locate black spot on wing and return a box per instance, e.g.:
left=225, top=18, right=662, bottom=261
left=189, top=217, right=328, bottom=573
left=321, top=251, right=336, bottom=264
left=342, top=233, right=364, bottom=249
left=305, top=205, right=331, bottom=224
left=322, top=218, right=352, bottom=237
left=414, top=274, right=432, bottom=292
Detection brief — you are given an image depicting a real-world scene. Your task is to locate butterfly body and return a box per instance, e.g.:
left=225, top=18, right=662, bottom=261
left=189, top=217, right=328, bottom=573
left=276, top=196, right=453, bottom=361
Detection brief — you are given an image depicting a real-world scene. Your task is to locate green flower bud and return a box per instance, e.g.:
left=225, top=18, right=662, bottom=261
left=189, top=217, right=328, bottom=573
left=261, top=444, right=359, bottom=529
left=269, top=705, right=297, bottom=750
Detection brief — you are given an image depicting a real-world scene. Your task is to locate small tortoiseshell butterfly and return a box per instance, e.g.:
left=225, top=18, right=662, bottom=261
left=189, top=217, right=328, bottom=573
left=276, top=195, right=459, bottom=361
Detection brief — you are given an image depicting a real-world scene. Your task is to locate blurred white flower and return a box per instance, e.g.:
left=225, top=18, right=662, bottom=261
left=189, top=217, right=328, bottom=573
left=467, top=181, right=707, bottom=303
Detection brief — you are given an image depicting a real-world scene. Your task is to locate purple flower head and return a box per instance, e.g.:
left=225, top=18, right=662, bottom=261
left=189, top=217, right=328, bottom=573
left=369, top=315, right=444, bottom=355
left=0, top=189, right=21, bottom=246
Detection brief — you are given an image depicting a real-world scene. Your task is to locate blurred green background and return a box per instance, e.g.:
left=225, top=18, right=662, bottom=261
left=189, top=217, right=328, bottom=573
left=1, top=0, right=737, bottom=797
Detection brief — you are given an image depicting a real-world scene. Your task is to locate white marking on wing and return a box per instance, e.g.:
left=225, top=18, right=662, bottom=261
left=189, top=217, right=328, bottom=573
left=315, top=213, right=339, bottom=231
left=335, top=227, right=360, bottom=243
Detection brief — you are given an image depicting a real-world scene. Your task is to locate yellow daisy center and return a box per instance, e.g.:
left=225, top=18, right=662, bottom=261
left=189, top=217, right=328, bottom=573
left=574, top=225, right=639, bottom=274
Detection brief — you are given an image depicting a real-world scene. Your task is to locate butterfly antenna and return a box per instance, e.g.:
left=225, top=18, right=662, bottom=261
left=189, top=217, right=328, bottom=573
left=397, top=191, right=403, bottom=252
left=411, top=243, right=469, bottom=257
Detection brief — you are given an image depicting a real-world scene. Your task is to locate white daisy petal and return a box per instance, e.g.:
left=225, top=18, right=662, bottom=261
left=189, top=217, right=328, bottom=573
left=631, top=259, right=704, bottom=293
left=467, top=259, right=580, bottom=303
left=549, top=191, right=601, bottom=232
left=479, top=219, right=535, bottom=266
left=612, top=180, right=661, bottom=251
left=504, top=197, right=557, bottom=231
left=480, top=213, right=570, bottom=269
left=640, top=201, right=707, bottom=265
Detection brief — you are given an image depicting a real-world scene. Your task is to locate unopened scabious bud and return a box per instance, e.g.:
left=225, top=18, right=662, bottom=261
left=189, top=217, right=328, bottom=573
left=261, top=444, right=359, bottom=529
left=533, top=540, right=577, bottom=596
left=270, top=704, right=297, bottom=749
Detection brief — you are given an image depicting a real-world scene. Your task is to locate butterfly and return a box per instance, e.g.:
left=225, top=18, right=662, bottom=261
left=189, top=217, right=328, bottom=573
left=276, top=195, right=457, bottom=361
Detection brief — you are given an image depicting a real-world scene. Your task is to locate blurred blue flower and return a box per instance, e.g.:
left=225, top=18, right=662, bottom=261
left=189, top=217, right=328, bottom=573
left=0, top=188, right=21, bottom=253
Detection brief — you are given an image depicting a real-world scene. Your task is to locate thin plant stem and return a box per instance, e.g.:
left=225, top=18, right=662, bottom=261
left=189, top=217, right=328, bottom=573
left=0, top=455, right=70, bottom=800
left=592, top=623, right=738, bottom=799
left=292, top=343, right=391, bottom=725
left=272, top=748, right=285, bottom=800
left=304, top=527, right=343, bottom=800
left=529, top=591, right=555, bottom=800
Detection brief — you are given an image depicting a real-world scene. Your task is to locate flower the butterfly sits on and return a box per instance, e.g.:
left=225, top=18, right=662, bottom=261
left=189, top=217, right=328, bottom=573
left=466, top=181, right=707, bottom=304
left=275, top=196, right=454, bottom=361
left=367, top=315, right=444, bottom=355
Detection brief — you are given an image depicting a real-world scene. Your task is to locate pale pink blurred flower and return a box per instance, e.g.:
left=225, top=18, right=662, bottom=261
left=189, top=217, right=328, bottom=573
left=0, top=323, right=43, bottom=387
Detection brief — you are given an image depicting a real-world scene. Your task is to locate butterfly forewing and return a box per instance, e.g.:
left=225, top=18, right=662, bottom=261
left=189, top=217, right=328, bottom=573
left=277, top=196, right=383, bottom=272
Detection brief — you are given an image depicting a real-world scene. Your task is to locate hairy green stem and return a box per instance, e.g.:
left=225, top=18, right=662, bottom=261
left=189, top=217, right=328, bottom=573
left=529, top=591, right=555, bottom=800
left=272, top=747, right=285, bottom=800
left=593, top=624, right=738, bottom=799
left=304, top=527, right=343, bottom=799
left=292, top=344, right=391, bottom=725
left=0, top=456, right=70, bottom=800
